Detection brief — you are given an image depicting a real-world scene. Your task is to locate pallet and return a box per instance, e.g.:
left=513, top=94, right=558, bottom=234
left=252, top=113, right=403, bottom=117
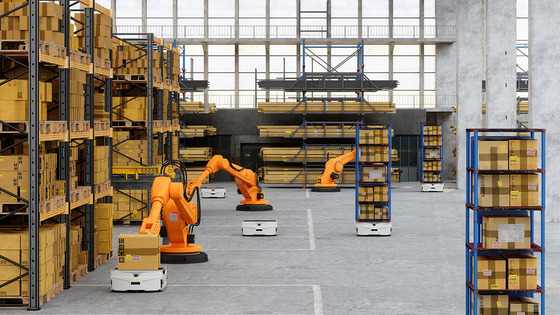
left=0, top=121, right=68, bottom=139
left=0, top=40, right=66, bottom=58
left=0, top=197, right=67, bottom=221
left=70, top=264, right=88, bottom=284
left=113, top=73, right=162, bottom=83
left=69, top=121, right=90, bottom=132
left=112, top=120, right=148, bottom=128
left=0, top=280, right=63, bottom=308
left=114, top=219, right=143, bottom=226
left=69, top=49, right=91, bottom=64
left=93, top=180, right=112, bottom=194
left=93, top=250, right=114, bottom=269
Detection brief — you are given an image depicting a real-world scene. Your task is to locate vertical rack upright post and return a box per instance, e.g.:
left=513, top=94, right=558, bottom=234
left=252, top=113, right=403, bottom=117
left=465, top=128, right=545, bottom=315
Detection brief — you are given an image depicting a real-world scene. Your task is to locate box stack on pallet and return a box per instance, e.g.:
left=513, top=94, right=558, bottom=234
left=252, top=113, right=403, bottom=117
left=112, top=190, right=149, bottom=222
left=466, top=129, right=545, bottom=315
left=0, top=1, right=115, bottom=309
left=94, top=203, right=113, bottom=265
left=112, top=131, right=162, bottom=167
left=420, top=123, right=444, bottom=192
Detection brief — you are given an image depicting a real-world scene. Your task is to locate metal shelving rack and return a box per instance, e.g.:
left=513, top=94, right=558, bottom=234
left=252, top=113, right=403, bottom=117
left=465, top=128, right=546, bottom=315
left=257, top=39, right=397, bottom=187
left=354, top=124, right=392, bottom=236
left=420, top=122, right=444, bottom=192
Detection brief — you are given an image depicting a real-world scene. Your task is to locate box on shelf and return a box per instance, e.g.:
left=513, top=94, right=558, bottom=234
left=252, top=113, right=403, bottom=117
left=509, top=297, right=539, bottom=315
left=504, top=253, right=537, bottom=290
left=373, top=186, right=389, bottom=202
left=362, top=166, right=386, bottom=182
left=509, top=174, right=539, bottom=207
left=424, top=148, right=440, bottom=159
left=482, top=215, right=531, bottom=249
left=358, top=186, right=373, bottom=202
left=359, top=146, right=390, bottom=163
left=359, top=129, right=389, bottom=144
left=474, top=295, right=508, bottom=315
left=508, top=139, right=538, bottom=170
left=478, top=174, right=510, bottom=207
left=478, top=140, right=508, bottom=170
left=474, top=255, right=507, bottom=290
left=117, top=234, right=160, bottom=271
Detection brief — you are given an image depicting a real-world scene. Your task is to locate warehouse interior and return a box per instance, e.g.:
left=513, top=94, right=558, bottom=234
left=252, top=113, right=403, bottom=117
left=0, top=0, right=559, bottom=314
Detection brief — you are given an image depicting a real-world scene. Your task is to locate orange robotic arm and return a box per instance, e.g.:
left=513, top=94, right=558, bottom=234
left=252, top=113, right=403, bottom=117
left=314, top=149, right=356, bottom=189
left=186, top=155, right=272, bottom=210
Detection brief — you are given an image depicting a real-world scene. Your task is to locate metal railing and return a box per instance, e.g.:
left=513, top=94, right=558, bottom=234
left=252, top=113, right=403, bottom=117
left=115, top=24, right=455, bottom=40
left=187, top=93, right=456, bottom=109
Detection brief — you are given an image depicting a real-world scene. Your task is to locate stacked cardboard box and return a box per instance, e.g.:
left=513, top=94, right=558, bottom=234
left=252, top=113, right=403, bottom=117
left=504, top=254, right=538, bottom=290
left=94, top=145, right=109, bottom=185
left=422, top=172, right=442, bottom=182
left=113, top=96, right=149, bottom=121
left=258, top=125, right=357, bottom=138
left=0, top=153, right=61, bottom=203
left=0, top=80, right=51, bottom=121
left=179, top=102, right=218, bottom=113
left=391, top=168, right=400, bottom=183
left=509, top=297, right=539, bottom=314
left=361, top=166, right=386, bottom=182
left=423, top=135, right=442, bottom=146
left=260, top=147, right=352, bottom=162
left=422, top=161, right=442, bottom=171
left=477, top=174, right=539, bottom=207
left=358, top=186, right=388, bottom=202
left=70, top=69, right=86, bottom=121
left=68, top=224, right=83, bottom=273
left=258, top=167, right=354, bottom=184
left=113, top=45, right=162, bottom=76
left=359, top=128, right=389, bottom=144
left=358, top=204, right=389, bottom=220
left=479, top=140, right=538, bottom=171
left=359, top=146, right=390, bottom=163
left=74, top=12, right=113, bottom=60
left=113, top=190, right=147, bottom=221
left=172, top=135, right=179, bottom=160
left=112, top=131, right=162, bottom=166
left=0, top=2, right=64, bottom=46
left=424, top=148, right=440, bottom=159
left=117, top=234, right=160, bottom=271
left=474, top=295, right=508, bottom=315
left=68, top=145, right=79, bottom=191
left=474, top=255, right=507, bottom=290
left=95, top=203, right=113, bottom=255
left=422, top=125, right=442, bottom=135
left=482, top=215, right=531, bottom=249
left=94, top=92, right=110, bottom=121
left=0, top=224, right=65, bottom=296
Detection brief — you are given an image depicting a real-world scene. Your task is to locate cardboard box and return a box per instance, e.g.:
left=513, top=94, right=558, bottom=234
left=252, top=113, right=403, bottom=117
left=475, top=255, right=507, bottom=290
left=478, top=174, right=510, bottom=207
left=117, top=234, right=160, bottom=271
left=504, top=254, right=537, bottom=290
left=358, top=186, right=373, bottom=202
left=509, top=139, right=538, bottom=170
left=509, top=297, right=539, bottom=315
left=375, top=206, right=389, bottom=219
left=475, top=295, right=508, bottom=315
left=425, top=148, right=440, bottom=159
left=373, top=186, right=389, bottom=202
left=510, top=174, right=539, bottom=207
left=483, top=215, right=531, bottom=249
left=479, top=141, right=509, bottom=170
left=362, top=166, right=386, bottom=182
left=358, top=204, right=375, bottom=220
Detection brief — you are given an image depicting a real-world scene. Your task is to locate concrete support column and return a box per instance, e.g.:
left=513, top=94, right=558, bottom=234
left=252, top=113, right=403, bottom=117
left=485, top=0, right=517, bottom=128
left=419, top=44, right=424, bottom=108
left=265, top=44, right=270, bottom=101
left=172, top=0, right=178, bottom=38
left=203, top=44, right=209, bottom=105
left=358, top=0, right=362, bottom=38
left=235, top=44, right=239, bottom=108
left=419, top=0, right=424, bottom=38
left=141, top=0, right=147, bottom=33
left=456, top=0, right=483, bottom=189
left=204, top=0, right=209, bottom=38
left=389, top=0, right=393, bottom=39
left=389, top=44, right=394, bottom=104
left=326, top=0, right=331, bottom=38
left=111, top=0, right=116, bottom=32
left=435, top=0, right=457, bottom=181
left=529, top=0, right=560, bottom=221
left=296, top=0, right=300, bottom=38
left=235, top=0, right=239, bottom=39
left=266, top=0, right=270, bottom=38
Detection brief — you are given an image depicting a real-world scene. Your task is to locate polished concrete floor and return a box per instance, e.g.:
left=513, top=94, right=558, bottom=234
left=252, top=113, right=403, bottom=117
left=9, top=182, right=560, bottom=314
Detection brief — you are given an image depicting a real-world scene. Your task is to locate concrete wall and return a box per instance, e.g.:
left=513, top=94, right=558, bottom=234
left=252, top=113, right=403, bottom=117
left=455, top=0, right=483, bottom=190
left=435, top=0, right=457, bottom=181
left=485, top=0, right=517, bottom=128
left=529, top=0, right=560, bottom=222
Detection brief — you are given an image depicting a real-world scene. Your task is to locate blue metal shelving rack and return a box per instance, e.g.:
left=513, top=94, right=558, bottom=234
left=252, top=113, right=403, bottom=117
left=355, top=124, right=392, bottom=236
left=465, top=128, right=545, bottom=315
left=420, top=122, right=444, bottom=191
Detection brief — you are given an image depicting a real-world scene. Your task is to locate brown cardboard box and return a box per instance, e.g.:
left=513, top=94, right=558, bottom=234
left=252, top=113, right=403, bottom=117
left=373, top=186, right=389, bottom=202
left=117, top=234, right=160, bottom=271
left=359, top=130, right=375, bottom=144
left=478, top=141, right=509, bottom=170
left=510, top=174, right=539, bottom=207
left=362, top=166, right=386, bottom=182
left=358, top=204, right=375, bottom=220
left=358, top=186, right=373, bottom=202
left=509, top=297, right=539, bottom=315
left=373, top=129, right=389, bottom=144
left=475, top=255, right=507, bottom=290
left=482, top=215, right=531, bottom=249
left=478, top=174, right=510, bottom=207
left=474, top=295, right=508, bottom=315
left=425, top=148, right=440, bottom=159
left=504, top=254, right=537, bottom=290
left=509, top=140, right=538, bottom=170
left=375, top=206, right=389, bottom=219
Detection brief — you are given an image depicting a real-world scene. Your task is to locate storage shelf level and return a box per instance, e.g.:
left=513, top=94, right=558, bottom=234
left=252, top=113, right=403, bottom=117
left=466, top=282, right=543, bottom=294
left=465, top=242, right=544, bottom=253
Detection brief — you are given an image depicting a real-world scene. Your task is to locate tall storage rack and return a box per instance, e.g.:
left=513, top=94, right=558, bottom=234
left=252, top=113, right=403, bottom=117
left=111, top=34, right=178, bottom=223
left=257, top=39, right=398, bottom=187
left=466, top=128, right=545, bottom=315
left=0, top=0, right=114, bottom=309
left=355, top=125, right=392, bottom=236
left=420, top=123, right=444, bottom=192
